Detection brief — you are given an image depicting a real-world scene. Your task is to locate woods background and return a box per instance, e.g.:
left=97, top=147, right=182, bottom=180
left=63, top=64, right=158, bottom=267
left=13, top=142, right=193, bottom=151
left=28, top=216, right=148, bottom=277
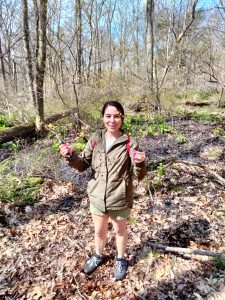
left=0, top=1, right=225, bottom=299
left=1, top=0, right=225, bottom=125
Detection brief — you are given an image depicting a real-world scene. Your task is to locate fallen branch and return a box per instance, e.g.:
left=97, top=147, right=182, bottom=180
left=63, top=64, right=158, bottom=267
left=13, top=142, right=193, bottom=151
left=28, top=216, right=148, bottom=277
left=175, top=159, right=225, bottom=186
left=149, top=242, right=225, bottom=259
left=154, top=157, right=225, bottom=187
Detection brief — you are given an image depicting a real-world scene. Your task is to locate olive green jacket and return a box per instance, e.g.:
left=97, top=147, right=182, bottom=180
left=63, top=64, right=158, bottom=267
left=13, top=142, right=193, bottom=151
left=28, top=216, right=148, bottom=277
left=67, top=129, right=147, bottom=212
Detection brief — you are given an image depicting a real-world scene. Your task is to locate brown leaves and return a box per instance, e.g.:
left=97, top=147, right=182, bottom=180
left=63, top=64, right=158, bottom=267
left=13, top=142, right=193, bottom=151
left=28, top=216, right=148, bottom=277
left=1, top=151, right=225, bottom=299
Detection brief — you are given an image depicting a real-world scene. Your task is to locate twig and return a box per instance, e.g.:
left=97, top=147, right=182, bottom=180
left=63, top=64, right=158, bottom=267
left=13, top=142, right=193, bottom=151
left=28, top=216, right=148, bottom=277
left=149, top=243, right=225, bottom=259
left=174, top=159, right=225, bottom=186
left=73, top=273, right=88, bottom=300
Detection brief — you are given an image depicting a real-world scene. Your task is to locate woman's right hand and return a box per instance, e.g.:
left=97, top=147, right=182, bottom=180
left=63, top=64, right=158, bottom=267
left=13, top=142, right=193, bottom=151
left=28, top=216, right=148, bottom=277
left=59, top=144, right=73, bottom=158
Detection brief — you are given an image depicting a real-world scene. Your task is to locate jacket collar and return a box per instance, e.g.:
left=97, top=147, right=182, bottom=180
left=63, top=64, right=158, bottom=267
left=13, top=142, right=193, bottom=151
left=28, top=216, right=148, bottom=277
left=100, top=128, right=129, bottom=152
left=101, top=128, right=128, bottom=141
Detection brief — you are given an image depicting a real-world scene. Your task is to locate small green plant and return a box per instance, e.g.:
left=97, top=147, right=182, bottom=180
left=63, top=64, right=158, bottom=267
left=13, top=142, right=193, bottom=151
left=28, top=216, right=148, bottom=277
left=25, top=177, right=43, bottom=187
left=72, top=125, right=92, bottom=152
left=122, top=114, right=148, bottom=136
left=176, top=134, right=186, bottom=144
left=146, top=126, right=154, bottom=136
left=72, top=142, right=86, bottom=152
left=122, top=116, right=134, bottom=134
left=156, top=122, right=174, bottom=134
left=145, top=116, right=175, bottom=136
left=47, top=123, right=70, bottom=142
left=51, top=140, right=60, bottom=151
left=214, top=127, right=225, bottom=137
left=213, top=256, right=225, bottom=270
left=152, top=117, right=175, bottom=134
left=156, top=162, right=164, bottom=180
left=0, top=114, right=13, bottom=130
left=8, top=141, right=21, bottom=152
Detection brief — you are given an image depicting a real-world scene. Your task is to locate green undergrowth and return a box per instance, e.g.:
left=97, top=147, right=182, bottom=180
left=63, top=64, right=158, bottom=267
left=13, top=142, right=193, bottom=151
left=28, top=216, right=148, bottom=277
left=213, top=256, right=225, bottom=271
left=192, top=111, right=222, bottom=123
left=177, top=108, right=224, bottom=123
left=122, top=114, right=176, bottom=138
left=0, top=114, right=14, bottom=130
left=214, top=127, right=225, bottom=137
left=0, top=160, right=43, bottom=207
left=198, top=89, right=217, bottom=100
left=0, top=141, right=62, bottom=207
left=122, top=108, right=224, bottom=140
left=0, top=140, right=21, bottom=152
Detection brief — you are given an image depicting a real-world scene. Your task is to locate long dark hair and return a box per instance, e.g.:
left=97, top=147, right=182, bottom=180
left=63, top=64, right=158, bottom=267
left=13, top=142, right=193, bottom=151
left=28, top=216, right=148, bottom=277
left=101, top=101, right=125, bottom=118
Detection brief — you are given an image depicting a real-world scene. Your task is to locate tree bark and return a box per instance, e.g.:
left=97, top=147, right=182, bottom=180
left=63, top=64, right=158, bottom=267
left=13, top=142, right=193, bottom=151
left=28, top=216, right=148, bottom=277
left=76, top=0, right=82, bottom=83
left=22, top=0, right=36, bottom=107
left=0, top=37, right=7, bottom=90
left=146, top=0, right=154, bottom=93
left=35, top=0, right=48, bottom=127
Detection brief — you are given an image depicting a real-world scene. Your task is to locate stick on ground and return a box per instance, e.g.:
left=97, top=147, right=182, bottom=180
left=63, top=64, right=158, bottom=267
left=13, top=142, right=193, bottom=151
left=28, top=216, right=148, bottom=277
left=149, top=243, right=225, bottom=259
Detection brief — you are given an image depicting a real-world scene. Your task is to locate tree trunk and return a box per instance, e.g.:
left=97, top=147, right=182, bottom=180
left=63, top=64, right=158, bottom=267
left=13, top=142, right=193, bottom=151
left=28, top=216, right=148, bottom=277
left=0, top=37, right=7, bottom=91
left=35, top=0, right=48, bottom=128
left=146, top=0, right=154, bottom=93
left=76, top=0, right=82, bottom=83
left=22, top=0, right=36, bottom=107
left=86, top=0, right=94, bottom=80
left=12, top=59, right=17, bottom=92
left=108, top=0, right=116, bottom=81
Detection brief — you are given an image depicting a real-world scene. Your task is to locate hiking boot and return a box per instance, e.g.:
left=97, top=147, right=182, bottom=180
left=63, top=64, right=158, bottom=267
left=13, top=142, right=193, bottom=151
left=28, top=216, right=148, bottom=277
left=83, top=253, right=105, bottom=274
left=113, top=256, right=128, bottom=280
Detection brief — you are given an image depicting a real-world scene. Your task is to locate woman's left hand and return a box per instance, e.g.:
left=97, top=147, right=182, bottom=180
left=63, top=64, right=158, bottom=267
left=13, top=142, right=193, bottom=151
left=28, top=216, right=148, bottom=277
left=133, top=151, right=146, bottom=163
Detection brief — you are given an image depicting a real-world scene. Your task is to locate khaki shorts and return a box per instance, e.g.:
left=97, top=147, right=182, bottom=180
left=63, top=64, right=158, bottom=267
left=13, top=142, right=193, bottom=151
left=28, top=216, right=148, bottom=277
left=90, top=203, right=131, bottom=221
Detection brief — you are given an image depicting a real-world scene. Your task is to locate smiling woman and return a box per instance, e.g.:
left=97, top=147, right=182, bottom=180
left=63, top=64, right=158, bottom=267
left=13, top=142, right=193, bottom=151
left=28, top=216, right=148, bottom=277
left=59, top=100, right=147, bottom=280
left=102, top=101, right=124, bottom=143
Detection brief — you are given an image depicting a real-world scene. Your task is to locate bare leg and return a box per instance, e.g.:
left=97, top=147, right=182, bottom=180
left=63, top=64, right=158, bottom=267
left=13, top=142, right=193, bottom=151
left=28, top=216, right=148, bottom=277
left=92, top=214, right=109, bottom=255
left=111, top=218, right=128, bottom=258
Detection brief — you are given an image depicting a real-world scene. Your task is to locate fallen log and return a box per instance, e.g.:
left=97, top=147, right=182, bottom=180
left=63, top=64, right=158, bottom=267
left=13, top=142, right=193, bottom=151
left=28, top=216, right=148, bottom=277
left=185, top=101, right=210, bottom=107
left=0, top=108, right=76, bottom=144
left=149, top=243, right=225, bottom=259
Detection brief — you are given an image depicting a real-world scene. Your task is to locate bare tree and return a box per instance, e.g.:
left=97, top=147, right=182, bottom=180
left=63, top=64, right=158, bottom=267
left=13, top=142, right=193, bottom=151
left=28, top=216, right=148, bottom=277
left=22, top=0, right=48, bottom=128
left=76, top=0, right=83, bottom=83
left=22, top=0, right=36, bottom=107
left=146, top=0, right=154, bottom=93
left=36, top=0, right=48, bottom=124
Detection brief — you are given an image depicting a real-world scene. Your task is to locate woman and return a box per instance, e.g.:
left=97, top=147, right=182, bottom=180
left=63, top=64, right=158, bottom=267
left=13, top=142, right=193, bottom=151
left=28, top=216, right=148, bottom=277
left=59, top=101, right=146, bottom=280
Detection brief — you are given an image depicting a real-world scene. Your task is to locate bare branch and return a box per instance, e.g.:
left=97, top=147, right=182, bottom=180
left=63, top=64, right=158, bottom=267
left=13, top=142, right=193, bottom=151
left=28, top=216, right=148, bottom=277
left=0, top=35, right=24, bottom=58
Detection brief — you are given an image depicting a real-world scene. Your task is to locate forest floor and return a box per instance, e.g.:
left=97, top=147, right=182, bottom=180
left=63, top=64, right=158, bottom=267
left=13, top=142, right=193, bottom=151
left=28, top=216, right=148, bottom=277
left=0, top=116, right=225, bottom=300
